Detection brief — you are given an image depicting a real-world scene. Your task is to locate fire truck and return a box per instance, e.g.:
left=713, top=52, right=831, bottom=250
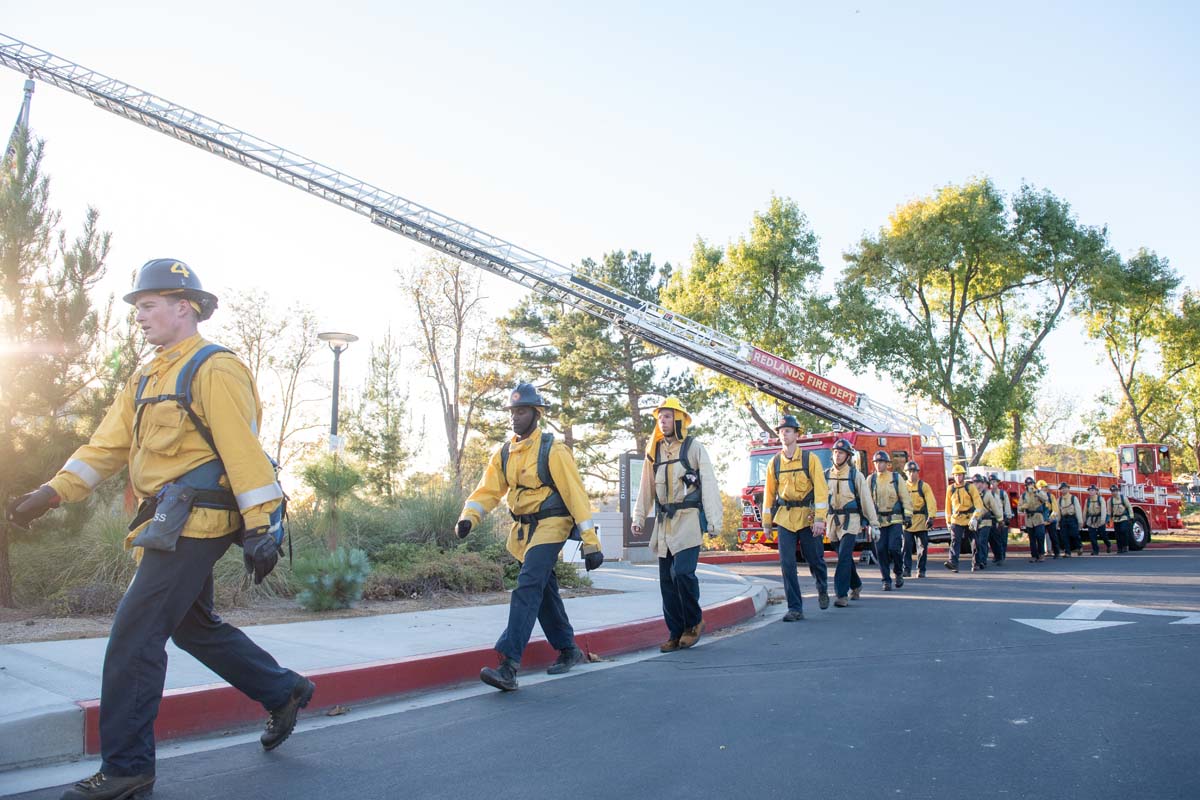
left=0, top=36, right=1182, bottom=557
left=980, top=443, right=1181, bottom=551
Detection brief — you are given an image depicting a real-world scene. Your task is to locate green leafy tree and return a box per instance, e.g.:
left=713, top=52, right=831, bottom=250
left=664, top=195, right=832, bottom=431
left=838, top=178, right=1110, bottom=464
left=1078, top=250, right=1197, bottom=443
left=346, top=329, right=417, bottom=499
left=0, top=130, right=114, bottom=606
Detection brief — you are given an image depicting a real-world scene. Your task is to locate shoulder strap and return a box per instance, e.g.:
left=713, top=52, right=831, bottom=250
left=771, top=453, right=781, bottom=481
left=537, top=432, right=556, bottom=490
left=176, top=345, right=230, bottom=453
left=918, top=479, right=925, bottom=495
left=500, top=441, right=511, bottom=481
left=680, top=435, right=695, bottom=469
left=892, top=472, right=900, bottom=493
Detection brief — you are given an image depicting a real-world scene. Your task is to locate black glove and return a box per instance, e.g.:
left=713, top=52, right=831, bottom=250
left=242, top=527, right=280, bottom=585
left=583, top=550, right=604, bottom=571
left=903, top=516, right=913, bottom=528
left=456, top=519, right=472, bottom=539
left=5, top=485, right=60, bottom=529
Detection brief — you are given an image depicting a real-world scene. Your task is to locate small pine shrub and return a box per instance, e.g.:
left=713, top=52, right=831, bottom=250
left=294, top=546, right=371, bottom=611
left=362, top=550, right=504, bottom=599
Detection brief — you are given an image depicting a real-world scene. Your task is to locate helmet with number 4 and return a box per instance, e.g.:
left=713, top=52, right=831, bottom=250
left=123, top=258, right=219, bottom=321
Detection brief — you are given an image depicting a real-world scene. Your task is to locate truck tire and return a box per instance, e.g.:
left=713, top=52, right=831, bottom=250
left=1129, top=511, right=1151, bottom=551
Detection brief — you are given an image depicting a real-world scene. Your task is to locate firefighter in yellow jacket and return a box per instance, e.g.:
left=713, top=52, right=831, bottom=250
left=762, top=415, right=829, bottom=619
left=1018, top=477, right=1052, bottom=562
left=944, top=464, right=982, bottom=572
left=904, top=461, right=938, bottom=578
left=456, top=382, right=603, bottom=691
left=826, top=439, right=879, bottom=606
left=631, top=397, right=723, bottom=651
left=5, top=260, right=311, bottom=800
left=869, top=451, right=913, bottom=590
left=969, top=474, right=1005, bottom=571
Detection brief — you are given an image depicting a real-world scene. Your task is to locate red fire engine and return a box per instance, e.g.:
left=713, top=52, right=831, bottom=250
left=983, top=443, right=1181, bottom=550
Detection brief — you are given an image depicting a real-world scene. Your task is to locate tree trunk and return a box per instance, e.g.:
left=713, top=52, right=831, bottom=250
left=1006, top=411, right=1023, bottom=470
left=0, top=530, right=12, bottom=607
left=952, top=416, right=968, bottom=464
left=744, top=402, right=773, bottom=434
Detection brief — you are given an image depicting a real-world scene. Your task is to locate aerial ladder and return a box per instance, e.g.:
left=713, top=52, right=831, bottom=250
left=4, top=74, right=32, bottom=159
left=0, top=33, right=933, bottom=440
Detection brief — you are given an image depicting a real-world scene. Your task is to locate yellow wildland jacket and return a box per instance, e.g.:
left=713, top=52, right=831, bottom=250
left=973, top=489, right=1005, bottom=529
left=762, top=447, right=828, bottom=533
left=632, top=435, right=723, bottom=558
left=1084, top=496, right=1108, bottom=528
left=869, top=470, right=913, bottom=527
left=825, top=463, right=879, bottom=541
left=48, top=334, right=282, bottom=550
left=1109, top=493, right=1134, bottom=523
left=946, top=482, right=982, bottom=527
left=905, top=479, right=938, bottom=533
left=1018, top=489, right=1052, bottom=527
left=459, top=428, right=600, bottom=563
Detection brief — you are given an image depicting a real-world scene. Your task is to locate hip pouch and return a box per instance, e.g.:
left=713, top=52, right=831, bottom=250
left=130, top=483, right=196, bottom=552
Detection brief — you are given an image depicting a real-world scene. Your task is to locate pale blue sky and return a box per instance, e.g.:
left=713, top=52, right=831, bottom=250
left=1, top=2, right=1197, bottom=487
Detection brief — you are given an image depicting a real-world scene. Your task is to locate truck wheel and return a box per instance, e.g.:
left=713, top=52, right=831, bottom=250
left=1129, top=512, right=1151, bottom=551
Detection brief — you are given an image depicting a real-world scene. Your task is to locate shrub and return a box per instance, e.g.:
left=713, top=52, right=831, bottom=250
left=47, top=581, right=126, bottom=615
left=293, top=546, right=371, bottom=611
left=12, top=510, right=137, bottom=607
left=554, top=560, right=592, bottom=589
left=362, top=550, right=505, bottom=599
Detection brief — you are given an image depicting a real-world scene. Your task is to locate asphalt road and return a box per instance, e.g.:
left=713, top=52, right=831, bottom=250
left=10, top=549, right=1200, bottom=800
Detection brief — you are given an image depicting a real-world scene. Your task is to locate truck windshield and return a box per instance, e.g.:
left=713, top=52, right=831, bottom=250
left=747, top=448, right=833, bottom=485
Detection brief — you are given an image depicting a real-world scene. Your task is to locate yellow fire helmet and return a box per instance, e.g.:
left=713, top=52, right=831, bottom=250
left=647, top=396, right=692, bottom=455
left=1036, top=479, right=1048, bottom=489
left=951, top=463, right=966, bottom=475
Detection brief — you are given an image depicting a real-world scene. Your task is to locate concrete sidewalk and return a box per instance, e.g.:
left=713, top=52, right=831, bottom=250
left=0, top=561, right=766, bottom=772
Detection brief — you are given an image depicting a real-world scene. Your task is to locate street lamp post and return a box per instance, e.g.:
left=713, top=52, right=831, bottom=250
left=317, top=331, right=358, bottom=452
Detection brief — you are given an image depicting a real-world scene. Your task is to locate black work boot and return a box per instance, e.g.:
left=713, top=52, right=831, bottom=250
left=261, top=676, right=316, bottom=751
left=480, top=656, right=520, bottom=691
left=60, top=771, right=154, bottom=800
left=546, top=647, right=585, bottom=675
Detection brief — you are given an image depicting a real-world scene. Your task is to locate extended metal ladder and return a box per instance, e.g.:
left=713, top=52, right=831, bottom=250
left=0, top=33, right=930, bottom=437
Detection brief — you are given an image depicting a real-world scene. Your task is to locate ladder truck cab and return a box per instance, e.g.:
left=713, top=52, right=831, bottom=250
left=739, top=430, right=949, bottom=549
left=981, top=443, right=1181, bottom=551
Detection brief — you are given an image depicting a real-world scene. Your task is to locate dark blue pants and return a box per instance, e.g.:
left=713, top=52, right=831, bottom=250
left=659, top=545, right=702, bottom=638
left=971, top=525, right=990, bottom=569
left=833, top=534, right=862, bottom=598
left=1060, top=517, right=1081, bottom=553
left=1045, top=521, right=1063, bottom=556
left=948, top=524, right=969, bottom=567
left=496, top=540, right=576, bottom=662
left=1027, top=523, right=1046, bottom=559
left=876, top=523, right=904, bottom=584
left=903, top=529, right=928, bottom=575
left=988, top=524, right=1007, bottom=563
left=1088, top=525, right=1111, bottom=554
left=777, top=526, right=828, bottom=611
left=1115, top=520, right=1133, bottom=552
left=100, top=535, right=297, bottom=777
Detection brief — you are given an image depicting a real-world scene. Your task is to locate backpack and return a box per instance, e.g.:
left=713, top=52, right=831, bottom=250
left=651, top=435, right=707, bottom=529
left=909, top=479, right=926, bottom=512
left=770, top=449, right=815, bottom=509
left=500, top=432, right=577, bottom=539
left=827, top=465, right=862, bottom=514
left=133, top=344, right=289, bottom=553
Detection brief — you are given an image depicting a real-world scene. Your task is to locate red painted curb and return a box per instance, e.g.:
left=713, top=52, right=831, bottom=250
left=79, top=592, right=759, bottom=753
left=700, top=540, right=1197, bottom=564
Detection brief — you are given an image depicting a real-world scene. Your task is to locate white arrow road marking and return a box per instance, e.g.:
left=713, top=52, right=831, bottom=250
left=1014, top=599, right=1200, bottom=632
left=1012, top=619, right=1135, bottom=634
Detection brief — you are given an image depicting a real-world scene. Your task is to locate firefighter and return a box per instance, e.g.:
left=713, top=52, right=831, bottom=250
left=903, top=461, right=938, bottom=578
left=987, top=474, right=1012, bottom=565
left=5, top=260, right=312, bottom=800
left=1056, top=482, right=1083, bottom=557
left=1083, top=484, right=1111, bottom=554
left=762, top=415, right=829, bottom=619
left=1018, top=477, right=1051, bottom=562
left=944, top=464, right=981, bottom=572
left=869, top=450, right=912, bottom=590
left=1040, top=479, right=1065, bottom=559
left=456, top=382, right=604, bottom=691
left=825, top=439, right=879, bottom=606
left=969, top=474, right=1005, bottom=571
left=1109, top=482, right=1135, bottom=553
left=631, top=397, right=723, bottom=650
